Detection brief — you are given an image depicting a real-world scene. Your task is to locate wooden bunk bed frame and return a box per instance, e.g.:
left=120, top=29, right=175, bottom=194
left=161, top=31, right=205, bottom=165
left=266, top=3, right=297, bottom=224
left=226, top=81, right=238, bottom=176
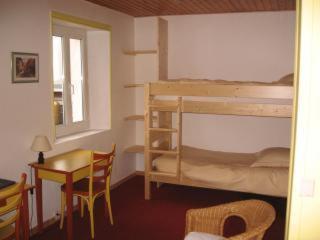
left=144, top=80, right=293, bottom=200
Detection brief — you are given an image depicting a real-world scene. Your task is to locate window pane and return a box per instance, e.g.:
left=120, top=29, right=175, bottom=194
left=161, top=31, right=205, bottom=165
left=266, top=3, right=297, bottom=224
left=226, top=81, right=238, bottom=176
left=69, top=38, right=84, bottom=123
left=52, top=36, right=65, bottom=125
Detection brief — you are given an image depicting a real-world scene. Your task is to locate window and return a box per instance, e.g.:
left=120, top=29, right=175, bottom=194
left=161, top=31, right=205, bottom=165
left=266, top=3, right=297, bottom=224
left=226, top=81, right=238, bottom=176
left=51, top=13, right=112, bottom=139
left=52, top=25, right=88, bottom=136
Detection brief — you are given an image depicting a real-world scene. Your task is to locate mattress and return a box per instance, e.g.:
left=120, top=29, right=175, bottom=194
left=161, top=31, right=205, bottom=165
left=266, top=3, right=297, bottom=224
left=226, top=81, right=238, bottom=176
left=153, top=146, right=288, bottom=197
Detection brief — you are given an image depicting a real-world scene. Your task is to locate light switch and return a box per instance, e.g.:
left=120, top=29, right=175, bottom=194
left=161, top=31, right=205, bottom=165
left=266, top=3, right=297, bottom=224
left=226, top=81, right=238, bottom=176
left=300, top=179, right=315, bottom=197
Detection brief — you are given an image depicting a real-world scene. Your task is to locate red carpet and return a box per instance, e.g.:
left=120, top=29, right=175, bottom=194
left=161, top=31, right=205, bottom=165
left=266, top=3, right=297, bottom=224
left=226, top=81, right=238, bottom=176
left=31, top=176, right=286, bottom=240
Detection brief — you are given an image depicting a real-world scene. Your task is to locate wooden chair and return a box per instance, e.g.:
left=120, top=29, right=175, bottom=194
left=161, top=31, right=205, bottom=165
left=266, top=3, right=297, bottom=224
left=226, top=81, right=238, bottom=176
left=0, top=173, right=27, bottom=240
left=185, top=199, right=276, bottom=240
left=60, top=144, right=116, bottom=239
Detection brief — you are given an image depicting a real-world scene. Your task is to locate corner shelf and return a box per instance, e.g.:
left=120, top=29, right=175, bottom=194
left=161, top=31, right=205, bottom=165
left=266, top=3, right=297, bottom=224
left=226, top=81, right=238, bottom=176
left=124, top=115, right=145, bottom=121
left=124, top=83, right=144, bottom=88
left=124, top=115, right=157, bottom=121
left=124, top=145, right=144, bottom=154
left=123, top=50, right=157, bottom=56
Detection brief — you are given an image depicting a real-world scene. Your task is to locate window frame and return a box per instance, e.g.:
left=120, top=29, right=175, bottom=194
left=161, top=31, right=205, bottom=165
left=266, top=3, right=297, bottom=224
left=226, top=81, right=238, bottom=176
left=52, top=24, right=89, bottom=137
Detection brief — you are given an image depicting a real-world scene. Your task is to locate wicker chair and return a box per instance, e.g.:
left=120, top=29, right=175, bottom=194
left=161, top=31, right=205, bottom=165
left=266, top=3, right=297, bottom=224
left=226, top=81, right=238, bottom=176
left=185, top=199, right=276, bottom=240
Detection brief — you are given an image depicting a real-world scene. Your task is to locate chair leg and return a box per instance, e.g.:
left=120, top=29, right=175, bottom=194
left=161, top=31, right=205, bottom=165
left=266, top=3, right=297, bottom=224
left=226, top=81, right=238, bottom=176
left=88, top=199, right=95, bottom=239
left=106, top=179, right=114, bottom=225
left=60, top=191, right=65, bottom=229
left=15, top=215, right=20, bottom=240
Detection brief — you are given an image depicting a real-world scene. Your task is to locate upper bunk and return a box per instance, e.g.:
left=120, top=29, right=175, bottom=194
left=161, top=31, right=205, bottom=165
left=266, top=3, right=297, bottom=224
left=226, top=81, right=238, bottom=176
left=145, top=74, right=294, bottom=118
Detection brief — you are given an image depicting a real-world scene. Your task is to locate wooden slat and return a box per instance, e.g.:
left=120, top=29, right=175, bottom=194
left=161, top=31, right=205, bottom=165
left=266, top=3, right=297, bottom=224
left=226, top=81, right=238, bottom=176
left=123, top=50, right=157, bottom=55
left=150, top=99, right=292, bottom=117
left=124, top=145, right=144, bottom=153
left=149, top=171, right=176, bottom=178
left=149, top=149, right=178, bottom=155
left=182, top=101, right=292, bottom=117
left=149, top=172, right=179, bottom=184
left=124, top=83, right=144, bottom=88
left=150, top=99, right=178, bottom=111
left=150, top=82, right=293, bottom=99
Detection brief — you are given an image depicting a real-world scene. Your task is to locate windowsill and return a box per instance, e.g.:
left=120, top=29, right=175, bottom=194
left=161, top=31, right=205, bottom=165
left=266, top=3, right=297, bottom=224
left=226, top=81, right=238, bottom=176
left=55, top=129, right=109, bottom=144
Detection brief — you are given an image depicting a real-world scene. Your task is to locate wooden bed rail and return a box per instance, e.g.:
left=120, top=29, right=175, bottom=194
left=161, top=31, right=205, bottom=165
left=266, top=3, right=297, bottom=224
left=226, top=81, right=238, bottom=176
left=150, top=99, right=292, bottom=118
left=149, top=82, right=293, bottom=99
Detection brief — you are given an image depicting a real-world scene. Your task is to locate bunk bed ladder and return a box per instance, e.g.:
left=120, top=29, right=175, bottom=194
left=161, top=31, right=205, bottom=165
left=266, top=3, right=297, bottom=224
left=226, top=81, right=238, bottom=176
left=144, top=83, right=183, bottom=200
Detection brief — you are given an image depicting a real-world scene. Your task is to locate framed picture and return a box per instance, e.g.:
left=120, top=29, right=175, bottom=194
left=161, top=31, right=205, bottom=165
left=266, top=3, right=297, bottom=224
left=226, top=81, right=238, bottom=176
left=12, top=52, right=39, bottom=83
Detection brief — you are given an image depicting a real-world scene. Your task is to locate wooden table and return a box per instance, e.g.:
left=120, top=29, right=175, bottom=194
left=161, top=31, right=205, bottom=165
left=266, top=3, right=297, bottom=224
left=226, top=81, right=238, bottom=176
left=0, top=184, right=34, bottom=240
left=29, top=149, right=92, bottom=240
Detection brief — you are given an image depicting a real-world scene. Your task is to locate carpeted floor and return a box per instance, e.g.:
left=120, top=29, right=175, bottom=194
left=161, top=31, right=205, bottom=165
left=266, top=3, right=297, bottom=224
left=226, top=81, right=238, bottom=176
left=31, top=176, right=286, bottom=240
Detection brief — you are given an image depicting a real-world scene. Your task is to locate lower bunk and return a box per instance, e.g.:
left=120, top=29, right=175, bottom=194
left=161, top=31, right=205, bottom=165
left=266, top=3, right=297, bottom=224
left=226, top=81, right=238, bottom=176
left=145, top=145, right=289, bottom=199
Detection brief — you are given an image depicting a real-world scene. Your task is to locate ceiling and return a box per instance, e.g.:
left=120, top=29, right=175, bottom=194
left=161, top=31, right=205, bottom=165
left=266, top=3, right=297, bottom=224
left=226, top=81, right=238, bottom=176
left=85, top=0, right=296, bottom=17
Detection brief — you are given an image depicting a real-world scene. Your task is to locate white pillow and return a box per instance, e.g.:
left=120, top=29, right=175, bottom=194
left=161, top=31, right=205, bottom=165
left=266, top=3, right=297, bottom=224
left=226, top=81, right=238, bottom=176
left=184, top=232, right=226, bottom=240
left=251, top=147, right=290, bottom=168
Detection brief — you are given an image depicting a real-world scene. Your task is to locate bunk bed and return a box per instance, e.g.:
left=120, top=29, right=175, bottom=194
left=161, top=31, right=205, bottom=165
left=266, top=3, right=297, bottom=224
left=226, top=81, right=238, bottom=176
left=144, top=74, right=293, bottom=200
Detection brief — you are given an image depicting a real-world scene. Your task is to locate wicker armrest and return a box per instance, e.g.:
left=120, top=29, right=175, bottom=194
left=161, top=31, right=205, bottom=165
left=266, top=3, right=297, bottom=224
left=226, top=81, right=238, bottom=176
left=185, top=200, right=276, bottom=240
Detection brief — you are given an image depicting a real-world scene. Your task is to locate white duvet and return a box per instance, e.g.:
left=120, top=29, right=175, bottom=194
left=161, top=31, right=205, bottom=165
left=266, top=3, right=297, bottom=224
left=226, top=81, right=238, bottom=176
left=154, top=146, right=288, bottom=197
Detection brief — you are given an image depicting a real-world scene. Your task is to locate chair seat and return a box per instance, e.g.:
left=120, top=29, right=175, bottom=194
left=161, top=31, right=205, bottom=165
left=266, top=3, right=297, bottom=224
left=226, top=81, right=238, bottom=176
left=0, top=219, right=14, bottom=240
left=61, top=178, right=105, bottom=196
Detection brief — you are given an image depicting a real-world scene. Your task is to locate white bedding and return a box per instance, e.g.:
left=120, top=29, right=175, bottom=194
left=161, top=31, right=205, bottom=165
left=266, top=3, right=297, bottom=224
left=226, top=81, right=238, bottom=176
left=153, top=146, right=288, bottom=197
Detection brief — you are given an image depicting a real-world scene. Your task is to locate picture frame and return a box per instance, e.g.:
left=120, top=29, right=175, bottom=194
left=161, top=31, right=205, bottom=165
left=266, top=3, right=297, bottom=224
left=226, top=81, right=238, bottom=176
left=12, top=52, right=39, bottom=83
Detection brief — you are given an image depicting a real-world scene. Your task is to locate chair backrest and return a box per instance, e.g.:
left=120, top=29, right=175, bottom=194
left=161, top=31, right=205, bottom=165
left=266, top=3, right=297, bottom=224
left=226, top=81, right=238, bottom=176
left=88, top=144, right=116, bottom=196
left=222, top=200, right=276, bottom=240
left=185, top=199, right=275, bottom=240
left=0, top=173, right=26, bottom=239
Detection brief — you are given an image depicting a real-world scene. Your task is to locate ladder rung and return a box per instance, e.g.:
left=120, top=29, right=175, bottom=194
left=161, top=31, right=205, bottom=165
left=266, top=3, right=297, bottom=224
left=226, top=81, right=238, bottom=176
left=149, top=105, right=178, bottom=112
left=149, top=104, right=178, bottom=108
left=149, top=149, right=178, bottom=155
left=149, top=171, right=176, bottom=178
left=149, top=128, right=177, bottom=132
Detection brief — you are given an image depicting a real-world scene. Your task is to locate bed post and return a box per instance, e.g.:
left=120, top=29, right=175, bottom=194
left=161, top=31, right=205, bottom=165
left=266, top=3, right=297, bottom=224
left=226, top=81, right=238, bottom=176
left=144, top=83, right=152, bottom=200
left=176, top=97, right=182, bottom=180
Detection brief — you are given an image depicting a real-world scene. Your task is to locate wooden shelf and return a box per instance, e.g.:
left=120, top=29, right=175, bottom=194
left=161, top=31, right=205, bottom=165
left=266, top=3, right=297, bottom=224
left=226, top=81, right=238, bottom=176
left=123, top=50, right=157, bottom=56
left=124, top=83, right=144, bottom=88
left=124, top=145, right=144, bottom=154
left=124, top=115, right=144, bottom=121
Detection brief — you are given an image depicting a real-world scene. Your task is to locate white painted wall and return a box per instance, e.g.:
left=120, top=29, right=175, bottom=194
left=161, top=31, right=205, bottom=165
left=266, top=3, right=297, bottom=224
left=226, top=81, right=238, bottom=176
left=134, top=11, right=295, bottom=172
left=0, top=0, right=135, bottom=225
left=87, top=30, right=111, bottom=130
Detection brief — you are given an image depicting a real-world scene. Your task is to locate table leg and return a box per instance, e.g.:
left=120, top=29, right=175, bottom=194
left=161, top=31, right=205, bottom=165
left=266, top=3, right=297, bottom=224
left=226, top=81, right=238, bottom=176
left=35, top=169, right=43, bottom=232
left=66, top=174, right=73, bottom=240
left=22, top=189, right=30, bottom=240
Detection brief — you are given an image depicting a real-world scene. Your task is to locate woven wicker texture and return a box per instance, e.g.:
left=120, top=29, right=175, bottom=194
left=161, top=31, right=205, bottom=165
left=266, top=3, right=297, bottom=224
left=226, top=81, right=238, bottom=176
left=185, top=199, right=275, bottom=240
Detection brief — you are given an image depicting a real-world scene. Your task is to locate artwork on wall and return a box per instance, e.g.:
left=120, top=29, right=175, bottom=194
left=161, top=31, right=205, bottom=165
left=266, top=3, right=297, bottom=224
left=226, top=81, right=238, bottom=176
left=11, top=52, right=39, bottom=83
